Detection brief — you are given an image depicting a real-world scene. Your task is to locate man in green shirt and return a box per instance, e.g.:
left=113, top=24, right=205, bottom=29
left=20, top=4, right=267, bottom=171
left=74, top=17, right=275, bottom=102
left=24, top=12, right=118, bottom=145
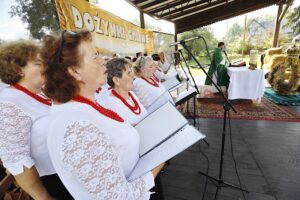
left=205, top=42, right=230, bottom=88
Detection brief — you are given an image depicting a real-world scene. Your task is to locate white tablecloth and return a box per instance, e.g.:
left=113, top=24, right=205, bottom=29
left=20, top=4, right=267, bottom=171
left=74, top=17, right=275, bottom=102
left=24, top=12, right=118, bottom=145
left=227, top=67, right=265, bottom=100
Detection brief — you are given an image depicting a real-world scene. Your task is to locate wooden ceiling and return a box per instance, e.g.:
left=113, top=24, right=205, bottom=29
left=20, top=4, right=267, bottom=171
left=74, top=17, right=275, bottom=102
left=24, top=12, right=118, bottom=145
left=126, top=0, right=288, bottom=33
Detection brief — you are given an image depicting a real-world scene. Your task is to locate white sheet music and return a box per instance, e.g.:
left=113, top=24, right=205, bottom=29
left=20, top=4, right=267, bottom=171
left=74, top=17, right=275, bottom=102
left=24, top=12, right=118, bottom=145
left=135, top=102, right=188, bottom=156
left=145, top=91, right=174, bottom=114
left=169, top=80, right=187, bottom=92
left=162, top=76, right=181, bottom=91
left=129, top=102, right=206, bottom=181
left=129, top=125, right=205, bottom=181
left=174, top=86, right=197, bottom=105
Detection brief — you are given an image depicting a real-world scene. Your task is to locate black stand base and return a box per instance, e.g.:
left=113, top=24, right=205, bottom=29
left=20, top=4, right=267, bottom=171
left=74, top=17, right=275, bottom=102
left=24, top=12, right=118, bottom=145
left=197, top=171, right=249, bottom=192
left=172, top=39, right=248, bottom=200
left=198, top=103, right=249, bottom=200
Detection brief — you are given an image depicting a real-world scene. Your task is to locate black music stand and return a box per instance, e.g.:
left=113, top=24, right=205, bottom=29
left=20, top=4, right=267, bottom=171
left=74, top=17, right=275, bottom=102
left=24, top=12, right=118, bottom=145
left=170, top=51, right=195, bottom=121
left=177, top=40, right=249, bottom=199
left=171, top=50, right=210, bottom=146
left=176, top=49, right=198, bottom=125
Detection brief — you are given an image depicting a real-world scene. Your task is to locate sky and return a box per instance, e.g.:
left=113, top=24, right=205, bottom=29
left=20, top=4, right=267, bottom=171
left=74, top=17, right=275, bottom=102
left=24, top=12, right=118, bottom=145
left=0, top=0, right=299, bottom=41
left=211, top=6, right=278, bottom=39
left=0, top=0, right=29, bottom=41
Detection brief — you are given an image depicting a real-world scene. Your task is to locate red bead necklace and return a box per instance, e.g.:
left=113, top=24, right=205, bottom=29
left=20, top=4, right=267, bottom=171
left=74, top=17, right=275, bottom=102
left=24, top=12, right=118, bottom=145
left=95, top=87, right=102, bottom=94
left=73, top=95, right=124, bottom=122
left=11, top=83, right=52, bottom=106
left=141, top=76, right=159, bottom=87
left=95, top=86, right=112, bottom=94
left=111, top=89, right=141, bottom=115
left=153, top=75, right=160, bottom=83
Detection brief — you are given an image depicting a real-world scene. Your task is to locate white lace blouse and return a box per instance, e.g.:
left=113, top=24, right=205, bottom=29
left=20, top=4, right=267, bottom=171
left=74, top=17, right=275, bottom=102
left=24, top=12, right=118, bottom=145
left=47, top=102, right=154, bottom=200
left=0, top=87, right=55, bottom=176
left=99, top=91, right=148, bottom=126
left=132, top=77, right=173, bottom=108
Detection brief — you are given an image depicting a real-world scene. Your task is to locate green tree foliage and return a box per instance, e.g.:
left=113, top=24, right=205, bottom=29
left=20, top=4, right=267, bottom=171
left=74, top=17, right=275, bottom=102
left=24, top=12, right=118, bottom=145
left=178, top=27, right=218, bottom=63
left=223, top=22, right=244, bottom=58
left=224, top=23, right=243, bottom=44
left=224, top=14, right=276, bottom=58
left=284, top=5, right=300, bottom=35
left=9, top=0, right=59, bottom=39
left=153, top=33, right=174, bottom=53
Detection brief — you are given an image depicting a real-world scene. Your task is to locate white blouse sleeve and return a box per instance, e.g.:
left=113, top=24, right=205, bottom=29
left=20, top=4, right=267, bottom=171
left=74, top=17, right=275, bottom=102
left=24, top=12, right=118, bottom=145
left=0, top=102, right=35, bottom=175
left=154, top=69, right=165, bottom=81
left=61, top=121, right=154, bottom=200
left=132, top=84, right=152, bottom=108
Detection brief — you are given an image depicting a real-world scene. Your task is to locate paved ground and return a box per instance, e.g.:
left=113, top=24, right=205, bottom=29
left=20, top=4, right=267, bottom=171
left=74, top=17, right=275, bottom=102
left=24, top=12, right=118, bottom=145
left=157, top=106, right=300, bottom=200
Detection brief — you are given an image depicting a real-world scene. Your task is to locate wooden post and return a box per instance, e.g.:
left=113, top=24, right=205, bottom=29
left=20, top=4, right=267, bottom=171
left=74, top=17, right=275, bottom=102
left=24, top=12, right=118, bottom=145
left=272, top=3, right=283, bottom=47
left=272, top=0, right=292, bottom=47
left=242, top=15, right=247, bottom=57
left=140, top=10, right=145, bottom=29
left=174, top=25, right=178, bottom=51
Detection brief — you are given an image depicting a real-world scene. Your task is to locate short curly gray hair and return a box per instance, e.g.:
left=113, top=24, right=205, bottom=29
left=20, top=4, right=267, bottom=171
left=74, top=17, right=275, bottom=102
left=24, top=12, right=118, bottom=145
left=106, top=58, right=132, bottom=88
left=133, top=56, right=153, bottom=76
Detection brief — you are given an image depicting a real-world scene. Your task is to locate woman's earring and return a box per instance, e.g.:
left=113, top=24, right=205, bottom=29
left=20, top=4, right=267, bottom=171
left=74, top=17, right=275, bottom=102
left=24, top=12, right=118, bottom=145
left=19, top=72, right=25, bottom=77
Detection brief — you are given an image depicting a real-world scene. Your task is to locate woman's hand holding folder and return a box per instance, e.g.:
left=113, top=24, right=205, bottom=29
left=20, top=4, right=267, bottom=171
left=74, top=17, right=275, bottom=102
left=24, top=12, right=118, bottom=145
left=151, top=163, right=165, bottom=178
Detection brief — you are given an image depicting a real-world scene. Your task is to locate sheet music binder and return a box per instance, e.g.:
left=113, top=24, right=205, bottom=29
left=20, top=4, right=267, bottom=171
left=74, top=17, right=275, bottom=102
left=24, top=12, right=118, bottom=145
left=145, top=85, right=197, bottom=114
left=174, top=86, right=198, bottom=106
left=128, top=102, right=205, bottom=181
left=162, top=76, right=182, bottom=91
left=162, top=75, right=188, bottom=92
left=145, top=90, right=175, bottom=114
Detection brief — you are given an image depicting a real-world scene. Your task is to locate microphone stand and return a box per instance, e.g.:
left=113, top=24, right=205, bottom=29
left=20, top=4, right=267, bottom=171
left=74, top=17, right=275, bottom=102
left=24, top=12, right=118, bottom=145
left=178, top=49, right=200, bottom=95
left=175, top=40, right=249, bottom=199
left=172, top=51, right=190, bottom=88
left=224, top=51, right=232, bottom=66
left=177, top=49, right=210, bottom=147
left=178, top=49, right=196, bottom=123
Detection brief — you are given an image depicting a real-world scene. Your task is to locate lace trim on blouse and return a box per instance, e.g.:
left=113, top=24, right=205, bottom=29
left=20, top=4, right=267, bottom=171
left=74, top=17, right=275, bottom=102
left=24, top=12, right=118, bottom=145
left=0, top=102, right=34, bottom=175
left=61, top=121, right=151, bottom=199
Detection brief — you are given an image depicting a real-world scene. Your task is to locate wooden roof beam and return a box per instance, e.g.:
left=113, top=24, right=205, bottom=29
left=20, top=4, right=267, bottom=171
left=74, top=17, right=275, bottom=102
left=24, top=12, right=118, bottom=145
left=164, top=0, right=227, bottom=21
left=132, top=0, right=149, bottom=5
left=175, top=0, right=282, bottom=33
left=125, top=0, right=166, bottom=20
left=147, top=0, right=192, bottom=14
left=141, top=0, right=177, bottom=11
left=158, top=0, right=213, bottom=18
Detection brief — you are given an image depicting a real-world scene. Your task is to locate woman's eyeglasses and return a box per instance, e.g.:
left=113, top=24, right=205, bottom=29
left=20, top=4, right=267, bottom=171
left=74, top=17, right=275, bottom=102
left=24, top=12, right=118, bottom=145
left=55, top=30, right=77, bottom=63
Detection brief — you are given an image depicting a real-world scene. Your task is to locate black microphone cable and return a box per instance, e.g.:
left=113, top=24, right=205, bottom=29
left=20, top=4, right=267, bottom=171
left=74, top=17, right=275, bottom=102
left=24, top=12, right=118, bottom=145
left=198, top=140, right=210, bottom=200
left=228, top=110, right=247, bottom=200
left=195, top=103, right=210, bottom=200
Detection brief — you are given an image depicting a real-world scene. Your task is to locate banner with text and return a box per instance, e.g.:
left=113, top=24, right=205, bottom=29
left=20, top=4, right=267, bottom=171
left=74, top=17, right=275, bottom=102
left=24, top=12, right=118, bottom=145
left=54, top=0, right=154, bottom=55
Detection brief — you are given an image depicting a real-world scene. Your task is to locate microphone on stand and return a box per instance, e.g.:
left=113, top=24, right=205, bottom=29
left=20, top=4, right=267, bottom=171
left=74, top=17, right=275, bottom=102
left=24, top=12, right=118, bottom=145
left=169, top=36, right=201, bottom=47
left=223, top=50, right=228, bottom=57
left=223, top=50, right=231, bottom=66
